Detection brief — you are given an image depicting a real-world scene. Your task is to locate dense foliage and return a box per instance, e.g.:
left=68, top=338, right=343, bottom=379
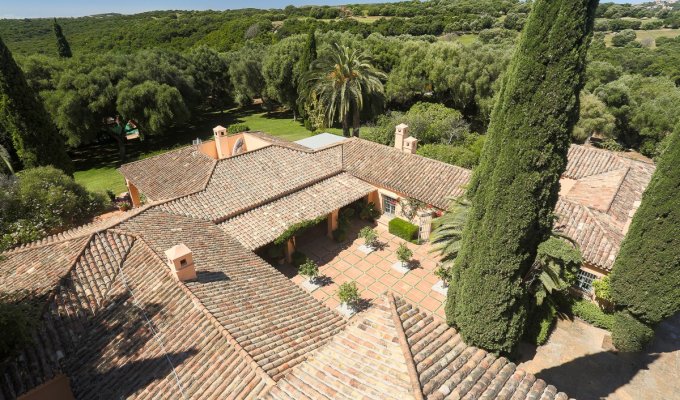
left=444, top=0, right=597, bottom=354
left=388, top=217, right=418, bottom=241
left=0, top=36, right=73, bottom=173
left=0, top=167, right=107, bottom=250
left=610, top=123, right=680, bottom=350
left=0, top=296, right=39, bottom=361
left=612, top=311, right=655, bottom=352
left=53, top=19, right=72, bottom=58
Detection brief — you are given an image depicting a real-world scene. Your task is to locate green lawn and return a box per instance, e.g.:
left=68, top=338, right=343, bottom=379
left=72, top=106, right=342, bottom=194
left=604, top=28, right=680, bottom=48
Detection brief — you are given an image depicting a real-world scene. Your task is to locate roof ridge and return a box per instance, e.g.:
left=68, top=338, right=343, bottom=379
left=117, top=143, right=206, bottom=170
left=131, top=235, right=277, bottom=389
left=603, top=166, right=630, bottom=214
left=387, top=292, right=425, bottom=400
left=2, top=201, right=172, bottom=254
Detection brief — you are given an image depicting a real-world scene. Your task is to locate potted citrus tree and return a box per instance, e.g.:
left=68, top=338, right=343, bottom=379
left=433, top=264, right=452, bottom=295
left=298, top=259, right=321, bottom=291
left=358, top=226, right=378, bottom=254
left=337, top=281, right=360, bottom=317
left=392, top=242, right=413, bottom=274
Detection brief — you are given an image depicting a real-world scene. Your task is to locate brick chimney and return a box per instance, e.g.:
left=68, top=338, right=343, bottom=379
left=394, top=123, right=409, bottom=151
left=213, top=125, right=228, bottom=159
left=403, top=136, right=418, bottom=154
left=165, top=244, right=197, bottom=282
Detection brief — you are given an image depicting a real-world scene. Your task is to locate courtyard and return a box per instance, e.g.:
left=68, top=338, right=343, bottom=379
left=283, top=219, right=448, bottom=320
left=272, top=218, right=680, bottom=400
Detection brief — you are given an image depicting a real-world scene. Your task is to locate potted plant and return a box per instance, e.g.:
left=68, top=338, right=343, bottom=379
left=358, top=226, right=378, bottom=248
left=298, top=259, right=320, bottom=285
left=434, top=264, right=452, bottom=287
left=337, top=281, right=360, bottom=316
left=432, top=264, right=452, bottom=295
left=118, top=201, right=131, bottom=211
left=396, top=243, right=413, bottom=269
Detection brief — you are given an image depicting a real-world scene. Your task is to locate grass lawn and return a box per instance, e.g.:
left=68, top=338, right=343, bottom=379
left=72, top=106, right=343, bottom=194
left=604, top=28, right=680, bottom=48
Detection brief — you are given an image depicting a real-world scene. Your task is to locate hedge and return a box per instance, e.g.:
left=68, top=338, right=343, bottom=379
left=570, top=299, right=615, bottom=331
left=388, top=217, right=418, bottom=241
left=612, top=311, right=654, bottom=352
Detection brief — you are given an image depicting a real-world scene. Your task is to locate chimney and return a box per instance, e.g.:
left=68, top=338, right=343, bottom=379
left=403, top=136, right=418, bottom=154
left=395, top=123, right=408, bottom=151
left=164, top=244, right=197, bottom=282
left=213, top=125, right=228, bottom=159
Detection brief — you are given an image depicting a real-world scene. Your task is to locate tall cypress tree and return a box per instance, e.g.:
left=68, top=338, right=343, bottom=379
left=299, top=30, right=317, bottom=73
left=0, top=36, right=73, bottom=174
left=53, top=18, right=72, bottom=58
left=610, top=124, right=680, bottom=351
left=444, top=0, right=598, bottom=354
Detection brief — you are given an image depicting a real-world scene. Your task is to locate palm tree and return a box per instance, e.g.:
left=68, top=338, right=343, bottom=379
left=303, top=43, right=385, bottom=137
left=430, top=198, right=581, bottom=304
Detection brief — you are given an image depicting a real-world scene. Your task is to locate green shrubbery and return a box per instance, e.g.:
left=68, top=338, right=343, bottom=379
left=298, top=259, right=319, bottom=280
left=388, top=217, right=418, bottom=241
left=227, top=123, right=250, bottom=133
left=570, top=299, right=615, bottom=330
left=337, top=281, right=360, bottom=306
left=396, top=242, right=413, bottom=264
left=0, top=167, right=107, bottom=250
left=612, top=311, right=655, bottom=352
left=0, top=295, right=40, bottom=360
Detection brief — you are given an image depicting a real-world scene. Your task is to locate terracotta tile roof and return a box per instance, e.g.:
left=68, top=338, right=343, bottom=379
left=221, top=173, right=375, bottom=250
left=265, top=294, right=569, bottom=400
left=341, top=138, right=471, bottom=209
left=245, top=131, right=314, bottom=152
left=115, top=210, right=346, bottom=381
left=0, top=231, right=135, bottom=398
left=157, top=145, right=344, bottom=222
left=67, top=239, right=273, bottom=399
left=555, top=145, right=654, bottom=270
left=118, top=145, right=217, bottom=201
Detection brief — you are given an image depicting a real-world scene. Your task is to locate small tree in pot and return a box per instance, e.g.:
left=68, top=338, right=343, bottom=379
left=434, top=264, right=452, bottom=288
left=396, top=242, right=413, bottom=268
left=298, top=259, right=320, bottom=284
left=338, top=281, right=360, bottom=309
left=358, top=227, right=378, bottom=248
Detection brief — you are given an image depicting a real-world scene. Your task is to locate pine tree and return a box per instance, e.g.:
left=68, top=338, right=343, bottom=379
left=0, top=36, right=73, bottom=174
left=53, top=18, right=72, bottom=58
left=444, top=0, right=598, bottom=354
left=610, top=123, right=680, bottom=351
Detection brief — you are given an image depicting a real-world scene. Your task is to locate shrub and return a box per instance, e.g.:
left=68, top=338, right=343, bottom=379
left=358, top=226, right=378, bottom=247
left=0, top=167, right=107, bottom=249
left=611, top=29, right=636, bottom=47
left=274, top=217, right=323, bottom=245
left=337, top=281, right=360, bottom=306
left=291, top=251, right=307, bottom=267
left=612, top=311, right=654, bottom=352
left=524, top=303, right=558, bottom=346
left=227, top=123, right=249, bottom=133
left=434, top=264, right=452, bottom=284
left=118, top=201, right=131, bottom=211
left=359, top=202, right=380, bottom=221
left=298, top=259, right=319, bottom=280
left=592, top=276, right=612, bottom=302
left=332, top=227, right=347, bottom=242
left=570, top=299, right=615, bottom=330
left=396, top=242, right=412, bottom=264
left=388, top=217, right=418, bottom=241
left=0, top=296, right=39, bottom=360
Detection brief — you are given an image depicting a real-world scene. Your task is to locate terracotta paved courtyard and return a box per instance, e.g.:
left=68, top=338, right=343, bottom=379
left=287, top=220, right=447, bottom=320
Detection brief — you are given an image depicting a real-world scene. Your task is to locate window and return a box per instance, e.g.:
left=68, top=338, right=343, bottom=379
left=576, top=269, right=597, bottom=293
left=180, top=259, right=188, bottom=268
left=383, top=195, right=397, bottom=215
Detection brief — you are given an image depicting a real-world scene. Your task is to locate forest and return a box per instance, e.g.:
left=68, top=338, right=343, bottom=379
left=1, top=0, right=680, bottom=178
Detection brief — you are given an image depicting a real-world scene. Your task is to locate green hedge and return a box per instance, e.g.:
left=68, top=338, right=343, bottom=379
left=612, top=311, right=654, bottom=352
left=389, top=217, right=418, bottom=241
left=570, top=299, right=615, bottom=331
